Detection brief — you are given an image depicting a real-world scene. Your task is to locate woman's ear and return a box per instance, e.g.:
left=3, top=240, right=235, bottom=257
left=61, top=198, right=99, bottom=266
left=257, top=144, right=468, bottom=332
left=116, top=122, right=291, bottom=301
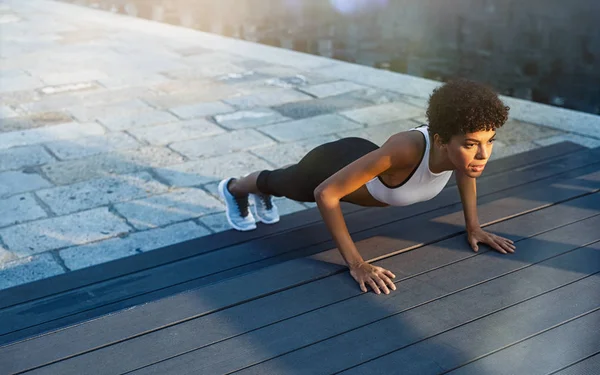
left=433, top=133, right=447, bottom=149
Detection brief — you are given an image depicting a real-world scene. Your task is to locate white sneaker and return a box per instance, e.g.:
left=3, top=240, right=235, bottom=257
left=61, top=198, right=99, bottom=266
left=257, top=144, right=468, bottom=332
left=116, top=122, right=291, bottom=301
left=218, top=178, right=257, bottom=231
left=250, top=193, right=280, bottom=224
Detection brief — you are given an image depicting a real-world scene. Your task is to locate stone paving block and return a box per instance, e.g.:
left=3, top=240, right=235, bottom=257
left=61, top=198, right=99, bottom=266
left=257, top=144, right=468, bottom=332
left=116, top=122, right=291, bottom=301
left=534, top=133, right=600, bottom=149
left=0, top=207, right=131, bottom=256
left=0, top=253, right=65, bottom=290
left=68, top=99, right=155, bottom=122
left=0, top=246, right=18, bottom=265
left=97, top=74, right=171, bottom=90
left=0, top=75, right=44, bottom=93
left=259, top=114, right=363, bottom=142
left=0, top=105, right=18, bottom=119
left=397, top=94, right=430, bottom=108
left=36, top=171, right=169, bottom=215
left=489, top=141, right=540, bottom=160
left=0, top=145, right=54, bottom=171
left=164, top=63, right=247, bottom=80
left=153, top=152, right=273, bottom=187
left=497, top=119, right=563, bottom=145
left=299, top=81, right=369, bottom=98
left=197, top=197, right=307, bottom=233
left=251, top=135, right=339, bottom=167
left=224, top=89, right=312, bottom=109
left=272, top=94, right=371, bottom=120
left=39, top=82, right=100, bottom=95
left=168, top=101, right=234, bottom=120
left=341, top=101, right=425, bottom=126
left=45, top=132, right=141, bottom=160
left=503, top=96, right=600, bottom=138
left=128, top=118, right=225, bottom=145
left=213, top=108, right=290, bottom=130
left=411, top=116, right=429, bottom=125
left=20, top=87, right=157, bottom=113
left=145, top=85, right=241, bottom=108
left=170, top=129, right=275, bottom=159
left=41, top=146, right=185, bottom=185
left=0, top=170, right=52, bottom=198
left=38, top=69, right=109, bottom=86
left=59, top=221, right=210, bottom=270
left=113, top=188, right=223, bottom=230
left=0, top=121, right=105, bottom=150
left=345, top=88, right=406, bottom=105
left=0, top=193, right=47, bottom=228
left=337, top=119, right=417, bottom=146
left=97, top=109, right=178, bottom=131
left=0, top=111, right=74, bottom=132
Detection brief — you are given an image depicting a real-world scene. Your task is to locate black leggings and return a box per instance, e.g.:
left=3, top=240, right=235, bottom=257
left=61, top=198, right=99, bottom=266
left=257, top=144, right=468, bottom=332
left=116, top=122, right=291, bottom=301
left=256, top=137, right=379, bottom=202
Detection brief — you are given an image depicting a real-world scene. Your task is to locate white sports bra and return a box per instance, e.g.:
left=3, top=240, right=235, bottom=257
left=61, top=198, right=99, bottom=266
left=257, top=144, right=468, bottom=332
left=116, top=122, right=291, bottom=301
left=365, top=125, right=453, bottom=206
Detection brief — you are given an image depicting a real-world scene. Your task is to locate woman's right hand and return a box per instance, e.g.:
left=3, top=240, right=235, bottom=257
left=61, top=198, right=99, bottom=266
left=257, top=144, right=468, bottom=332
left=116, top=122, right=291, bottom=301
left=349, top=262, right=397, bottom=294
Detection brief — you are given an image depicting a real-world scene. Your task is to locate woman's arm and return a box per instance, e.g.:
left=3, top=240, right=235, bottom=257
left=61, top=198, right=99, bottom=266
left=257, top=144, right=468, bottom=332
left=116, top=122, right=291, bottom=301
left=456, top=170, right=516, bottom=253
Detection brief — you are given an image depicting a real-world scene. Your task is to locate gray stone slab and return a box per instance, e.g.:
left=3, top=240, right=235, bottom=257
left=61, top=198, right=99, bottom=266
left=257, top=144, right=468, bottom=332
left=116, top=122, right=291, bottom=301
left=0, top=145, right=54, bottom=171
left=0, top=193, right=47, bottom=228
left=153, top=152, right=273, bottom=187
left=0, top=75, right=44, bottom=93
left=128, top=118, right=225, bottom=145
left=97, top=74, right=171, bottom=90
left=0, top=246, right=18, bottom=265
left=97, top=109, right=178, bottom=131
left=0, top=121, right=105, bottom=150
left=0, top=111, right=74, bottom=133
left=40, top=146, right=186, bottom=185
left=535, top=133, right=600, bottom=148
left=503, top=96, right=600, bottom=138
left=39, top=82, right=99, bottom=95
left=113, top=188, right=223, bottom=230
left=299, top=81, right=369, bottom=98
left=38, top=70, right=109, bottom=86
left=0, top=170, right=52, bottom=198
left=0, top=253, right=64, bottom=290
left=59, top=221, right=210, bottom=270
left=145, top=85, right=242, bottom=108
left=345, top=88, right=406, bottom=105
left=0, top=105, right=18, bottom=119
left=224, top=89, right=312, bottom=109
left=497, top=119, right=563, bottom=144
left=337, top=120, right=417, bottom=146
left=489, top=141, right=540, bottom=160
left=168, top=101, right=234, bottom=120
left=67, top=99, right=155, bottom=122
left=164, top=63, right=247, bottom=80
left=0, top=207, right=131, bottom=256
left=36, top=171, right=168, bottom=216
left=259, top=114, right=363, bottom=142
left=44, top=132, right=141, bottom=160
left=213, top=108, right=291, bottom=130
left=272, top=94, right=371, bottom=120
left=341, top=102, right=425, bottom=126
left=170, top=129, right=275, bottom=159
left=250, top=135, right=339, bottom=167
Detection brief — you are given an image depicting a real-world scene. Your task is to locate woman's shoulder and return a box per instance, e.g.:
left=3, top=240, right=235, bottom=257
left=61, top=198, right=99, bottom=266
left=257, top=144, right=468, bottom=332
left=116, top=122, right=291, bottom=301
left=380, top=127, right=427, bottom=168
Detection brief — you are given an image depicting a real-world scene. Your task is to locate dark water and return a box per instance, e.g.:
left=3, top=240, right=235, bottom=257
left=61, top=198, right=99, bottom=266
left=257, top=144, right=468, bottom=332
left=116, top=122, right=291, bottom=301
left=65, top=0, right=600, bottom=114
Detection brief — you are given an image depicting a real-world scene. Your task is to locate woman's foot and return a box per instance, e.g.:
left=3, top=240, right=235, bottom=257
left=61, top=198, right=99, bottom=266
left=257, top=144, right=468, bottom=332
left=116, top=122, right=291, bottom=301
left=250, top=193, right=280, bottom=224
left=218, top=178, right=256, bottom=231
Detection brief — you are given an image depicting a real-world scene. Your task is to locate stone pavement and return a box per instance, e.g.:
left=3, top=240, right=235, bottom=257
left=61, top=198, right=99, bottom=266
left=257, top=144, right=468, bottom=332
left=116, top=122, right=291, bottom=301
left=1, top=0, right=599, bottom=290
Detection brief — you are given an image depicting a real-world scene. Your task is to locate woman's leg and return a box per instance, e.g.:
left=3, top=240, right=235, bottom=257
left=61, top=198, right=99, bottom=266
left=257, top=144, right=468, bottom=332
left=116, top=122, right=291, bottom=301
left=227, top=164, right=295, bottom=198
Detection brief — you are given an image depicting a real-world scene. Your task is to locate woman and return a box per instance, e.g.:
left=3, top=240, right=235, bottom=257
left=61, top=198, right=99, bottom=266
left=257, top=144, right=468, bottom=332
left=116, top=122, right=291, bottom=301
left=218, top=79, right=516, bottom=295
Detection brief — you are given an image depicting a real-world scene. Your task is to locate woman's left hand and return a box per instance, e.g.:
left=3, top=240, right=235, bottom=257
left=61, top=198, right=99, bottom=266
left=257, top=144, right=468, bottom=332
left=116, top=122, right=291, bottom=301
left=467, top=227, right=516, bottom=254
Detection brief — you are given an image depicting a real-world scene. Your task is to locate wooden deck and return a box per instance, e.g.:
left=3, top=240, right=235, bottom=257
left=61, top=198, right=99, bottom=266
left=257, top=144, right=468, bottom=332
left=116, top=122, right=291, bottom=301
left=1, top=142, right=599, bottom=375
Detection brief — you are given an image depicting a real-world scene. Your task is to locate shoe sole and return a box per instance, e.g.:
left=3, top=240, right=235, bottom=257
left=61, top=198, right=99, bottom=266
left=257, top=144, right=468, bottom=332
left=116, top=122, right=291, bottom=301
left=250, top=194, right=280, bottom=224
left=218, top=179, right=256, bottom=232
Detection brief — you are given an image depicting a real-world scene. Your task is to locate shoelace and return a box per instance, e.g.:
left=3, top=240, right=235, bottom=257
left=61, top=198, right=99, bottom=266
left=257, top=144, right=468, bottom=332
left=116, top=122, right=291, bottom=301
left=258, top=194, right=273, bottom=210
left=233, top=194, right=250, bottom=217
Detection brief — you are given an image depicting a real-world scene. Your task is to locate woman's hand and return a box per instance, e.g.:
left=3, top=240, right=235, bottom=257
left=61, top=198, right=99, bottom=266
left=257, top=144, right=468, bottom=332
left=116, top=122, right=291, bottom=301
left=349, top=262, right=396, bottom=294
left=468, top=227, right=516, bottom=254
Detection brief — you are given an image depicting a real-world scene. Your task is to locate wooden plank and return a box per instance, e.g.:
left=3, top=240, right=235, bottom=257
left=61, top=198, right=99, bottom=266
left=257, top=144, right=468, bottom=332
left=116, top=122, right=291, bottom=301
left=340, top=244, right=600, bottom=375
left=445, top=309, right=600, bottom=375
left=128, top=248, right=600, bottom=374
left=18, top=215, right=600, bottom=375
left=551, top=353, right=600, bottom=375
left=4, top=194, right=599, bottom=374
left=1, top=159, right=599, bottom=346
left=0, top=142, right=581, bottom=310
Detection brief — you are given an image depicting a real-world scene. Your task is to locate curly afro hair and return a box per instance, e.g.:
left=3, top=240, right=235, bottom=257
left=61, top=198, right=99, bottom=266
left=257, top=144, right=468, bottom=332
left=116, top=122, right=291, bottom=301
left=426, top=79, right=510, bottom=143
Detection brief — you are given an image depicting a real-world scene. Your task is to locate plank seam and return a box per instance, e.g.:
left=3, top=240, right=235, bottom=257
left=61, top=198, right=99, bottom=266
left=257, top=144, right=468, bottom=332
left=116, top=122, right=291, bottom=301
left=546, top=351, right=600, bottom=375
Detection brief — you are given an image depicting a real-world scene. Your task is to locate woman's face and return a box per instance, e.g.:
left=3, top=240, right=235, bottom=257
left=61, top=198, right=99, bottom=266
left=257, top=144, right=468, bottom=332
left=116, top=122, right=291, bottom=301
left=445, top=129, right=497, bottom=177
